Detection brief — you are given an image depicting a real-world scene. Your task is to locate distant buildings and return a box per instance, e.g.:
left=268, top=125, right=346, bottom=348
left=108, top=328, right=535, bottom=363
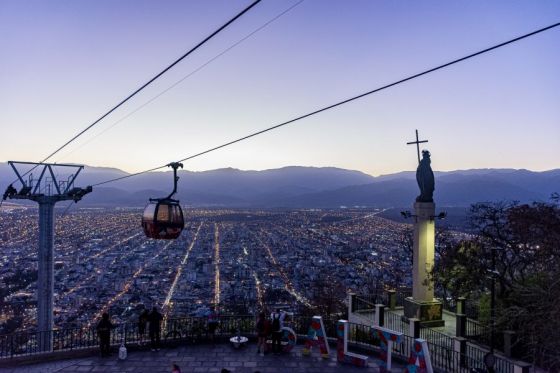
left=0, top=207, right=458, bottom=333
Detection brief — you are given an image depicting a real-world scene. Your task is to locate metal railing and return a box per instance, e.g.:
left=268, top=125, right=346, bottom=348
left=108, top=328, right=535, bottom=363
left=0, top=315, right=258, bottom=359
left=420, top=327, right=454, bottom=350
left=466, top=343, right=513, bottom=373
left=384, top=310, right=406, bottom=334
left=0, top=315, right=343, bottom=360
left=465, top=318, right=491, bottom=343
left=343, top=322, right=502, bottom=373
left=443, top=297, right=481, bottom=320
left=0, top=315, right=517, bottom=373
left=395, top=288, right=412, bottom=307
left=351, top=295, right=378, bottom=313
left=348, top=290, right=525, bottom=372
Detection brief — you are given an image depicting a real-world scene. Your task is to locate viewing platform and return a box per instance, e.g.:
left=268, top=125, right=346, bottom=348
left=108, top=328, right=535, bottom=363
left=0, top=314, right=410, bottom=373
left=0, top=312, right=534, bottom=373
left=1, top=343, right=401, bottom=373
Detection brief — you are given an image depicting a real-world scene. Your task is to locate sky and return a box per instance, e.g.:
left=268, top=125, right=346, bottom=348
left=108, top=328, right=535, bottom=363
left=1, top=0, right=559, bottom=177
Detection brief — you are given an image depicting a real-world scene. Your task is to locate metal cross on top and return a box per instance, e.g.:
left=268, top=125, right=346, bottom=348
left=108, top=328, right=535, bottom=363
left=407, top=129, right=429, bottom=164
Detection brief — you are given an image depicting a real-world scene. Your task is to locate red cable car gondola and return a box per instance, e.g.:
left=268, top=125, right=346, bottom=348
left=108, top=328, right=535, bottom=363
left=142, top=162, right=184, bottom=239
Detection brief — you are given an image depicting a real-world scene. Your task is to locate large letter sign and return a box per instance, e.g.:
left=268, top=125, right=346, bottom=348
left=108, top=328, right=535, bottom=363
left=302, top=316, right=330, bottom=358
left=371, top=326, right=403, bottom=372
left=265, top=327, right=297, bottom=353
left=405, top=338, right=433, bottom=373
left=281, top=327, right=297, bottom=352
left=335, top=320, right=433, bottom=372
left=336, top=320, right=368, bottom=367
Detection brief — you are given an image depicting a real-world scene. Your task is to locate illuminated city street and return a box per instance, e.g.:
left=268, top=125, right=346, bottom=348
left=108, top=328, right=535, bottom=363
left=0, top=207, right=432, bottom=332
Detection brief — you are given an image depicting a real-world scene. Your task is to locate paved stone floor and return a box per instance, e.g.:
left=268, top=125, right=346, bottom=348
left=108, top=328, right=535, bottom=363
left=0, top=343, right=405, bottom=373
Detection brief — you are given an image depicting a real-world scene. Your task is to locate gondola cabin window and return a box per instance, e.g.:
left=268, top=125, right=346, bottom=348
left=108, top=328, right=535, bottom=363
left=157, top=204, right=170, bottom=222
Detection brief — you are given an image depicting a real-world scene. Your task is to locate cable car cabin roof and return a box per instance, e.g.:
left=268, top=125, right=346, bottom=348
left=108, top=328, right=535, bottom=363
left=142, top=200, right=184, bottom=239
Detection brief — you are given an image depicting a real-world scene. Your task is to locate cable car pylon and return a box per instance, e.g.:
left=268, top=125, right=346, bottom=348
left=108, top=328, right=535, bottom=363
left=2, top=161, right=92, bottom=352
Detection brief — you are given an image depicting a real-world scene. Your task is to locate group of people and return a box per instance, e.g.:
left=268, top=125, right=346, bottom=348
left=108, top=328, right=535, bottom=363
left=137, top=306, right=163, bottom=351
left=97, top=306, right=289, bottom=361
left=256, top=308, right=287, bottom=356
left=96, top=306, right=163, bottom=356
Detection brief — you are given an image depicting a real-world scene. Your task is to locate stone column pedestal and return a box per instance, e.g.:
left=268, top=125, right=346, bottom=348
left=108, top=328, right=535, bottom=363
left=403, top=201, right=444, bottom=327
left=403, top=298, right=444, bottom=327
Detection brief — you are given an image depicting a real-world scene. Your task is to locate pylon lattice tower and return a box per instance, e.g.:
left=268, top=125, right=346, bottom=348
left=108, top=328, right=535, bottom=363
left=3, top=161, right=92, bottom=352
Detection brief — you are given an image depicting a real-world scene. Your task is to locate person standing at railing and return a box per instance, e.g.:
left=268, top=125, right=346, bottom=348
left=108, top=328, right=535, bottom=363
left=270, top=308, right=285, bottom=354
left=138, top=309, right=149, bottom=346
left=207, top=306, right=220, bottom=345
left=255, top=312, right=269, bottom=356
left=96, top=312, right=115, bottom=357
left=148, top=307, right=163, bottom=351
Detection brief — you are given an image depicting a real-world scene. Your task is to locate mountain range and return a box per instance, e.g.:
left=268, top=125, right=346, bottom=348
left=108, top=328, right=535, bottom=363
left=1, top=163, right=558, bottom=208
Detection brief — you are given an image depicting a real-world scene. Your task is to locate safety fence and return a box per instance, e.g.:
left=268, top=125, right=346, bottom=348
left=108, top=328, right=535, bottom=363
left=384, top=310, right=407, bottom=334
left=344, top=321, right=514, bottom=373
left=350, top=294, right=381, bottom=313
left=0, top=315, right=516, bottom=372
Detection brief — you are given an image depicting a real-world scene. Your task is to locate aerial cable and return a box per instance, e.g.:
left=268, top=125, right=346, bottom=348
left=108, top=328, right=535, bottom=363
left=55, top=0, right=305, bottom=163
left=91, top=21, right=560, bottom=188
left=12, top=0, right=262, bottom=183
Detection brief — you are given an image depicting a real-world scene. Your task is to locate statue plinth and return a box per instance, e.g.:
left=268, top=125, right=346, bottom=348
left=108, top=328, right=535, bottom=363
left=403, top=297, right=444, bottom=327
left=403, top=201, right=444, bottom=327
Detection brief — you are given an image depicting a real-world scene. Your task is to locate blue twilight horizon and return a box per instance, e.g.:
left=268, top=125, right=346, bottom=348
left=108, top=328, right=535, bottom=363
left=1, top=0, right=559, bottom=177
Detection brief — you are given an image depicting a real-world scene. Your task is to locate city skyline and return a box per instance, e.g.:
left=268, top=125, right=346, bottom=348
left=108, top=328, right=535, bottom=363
left=2, top=1, right=559, bottom=176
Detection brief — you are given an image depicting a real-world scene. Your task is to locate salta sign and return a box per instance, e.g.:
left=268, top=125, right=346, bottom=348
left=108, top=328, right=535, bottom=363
left=302, top=316, right=433, bottom=373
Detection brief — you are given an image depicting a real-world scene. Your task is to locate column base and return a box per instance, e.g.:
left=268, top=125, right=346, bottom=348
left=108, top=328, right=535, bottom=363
left=403, top=297, right=445, bottom=327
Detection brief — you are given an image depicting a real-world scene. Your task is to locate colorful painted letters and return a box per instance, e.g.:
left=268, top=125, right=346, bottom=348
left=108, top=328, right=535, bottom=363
left=405, top=338, right=433, bottom=373
left=302, top=316, right=330, bottom=358
left=336, top=320, right=369, bottom=367
left=371, top=325, right=404, bottom=372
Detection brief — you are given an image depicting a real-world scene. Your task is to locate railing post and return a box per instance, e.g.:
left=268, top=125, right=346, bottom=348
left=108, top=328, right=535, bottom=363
left=455, top=313, right=466, bottom=338
left=408, top=318, right=420, bottom=339
left=453, top=336, right=467, bottom=370
left=513, top=361, right=531, bottom=373
left=348, top=292, right=355, bottom=314
left=387, top=289, right=397, bottom=310
left=456, top=297, right=466, bottom=315
left=503, top=330, right=516, bottom=358
left=375, top=304, right=385, bottom=327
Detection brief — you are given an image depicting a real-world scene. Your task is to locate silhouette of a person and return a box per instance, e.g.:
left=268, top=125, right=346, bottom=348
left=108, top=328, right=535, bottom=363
left=96, top=312, right=115, bottom=357
left=148, top=307, right=163, bottom=351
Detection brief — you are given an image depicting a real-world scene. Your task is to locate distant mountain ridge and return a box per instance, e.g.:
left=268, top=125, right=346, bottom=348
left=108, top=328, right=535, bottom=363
left=0, top=163, right=558, bottom=208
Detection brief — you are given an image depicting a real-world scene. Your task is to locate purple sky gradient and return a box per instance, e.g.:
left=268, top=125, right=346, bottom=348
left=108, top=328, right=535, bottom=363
left=1, top=0, right=559, bottom=176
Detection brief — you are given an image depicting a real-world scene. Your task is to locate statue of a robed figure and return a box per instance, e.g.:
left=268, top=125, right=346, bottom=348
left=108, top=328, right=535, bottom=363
left=416, top=150, right=434, bottom=203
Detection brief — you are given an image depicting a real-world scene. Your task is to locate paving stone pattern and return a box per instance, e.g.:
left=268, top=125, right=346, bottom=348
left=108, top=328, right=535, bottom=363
left=0, top=343, right=405, bottom=373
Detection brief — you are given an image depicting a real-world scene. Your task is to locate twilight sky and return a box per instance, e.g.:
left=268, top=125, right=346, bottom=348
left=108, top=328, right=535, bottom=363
left=1, top=0, right=559, bottom=176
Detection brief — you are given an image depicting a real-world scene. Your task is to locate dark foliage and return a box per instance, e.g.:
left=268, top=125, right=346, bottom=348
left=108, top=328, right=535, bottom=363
left=431, top=197, right=560, bottom=369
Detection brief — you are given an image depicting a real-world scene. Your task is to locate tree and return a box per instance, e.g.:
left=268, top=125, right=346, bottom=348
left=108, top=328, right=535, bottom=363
left=310, top=273, right=346, bottom=318
left=430, top=197, right=560, bottom=369
left=431, top=237, right=486, bottom=305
